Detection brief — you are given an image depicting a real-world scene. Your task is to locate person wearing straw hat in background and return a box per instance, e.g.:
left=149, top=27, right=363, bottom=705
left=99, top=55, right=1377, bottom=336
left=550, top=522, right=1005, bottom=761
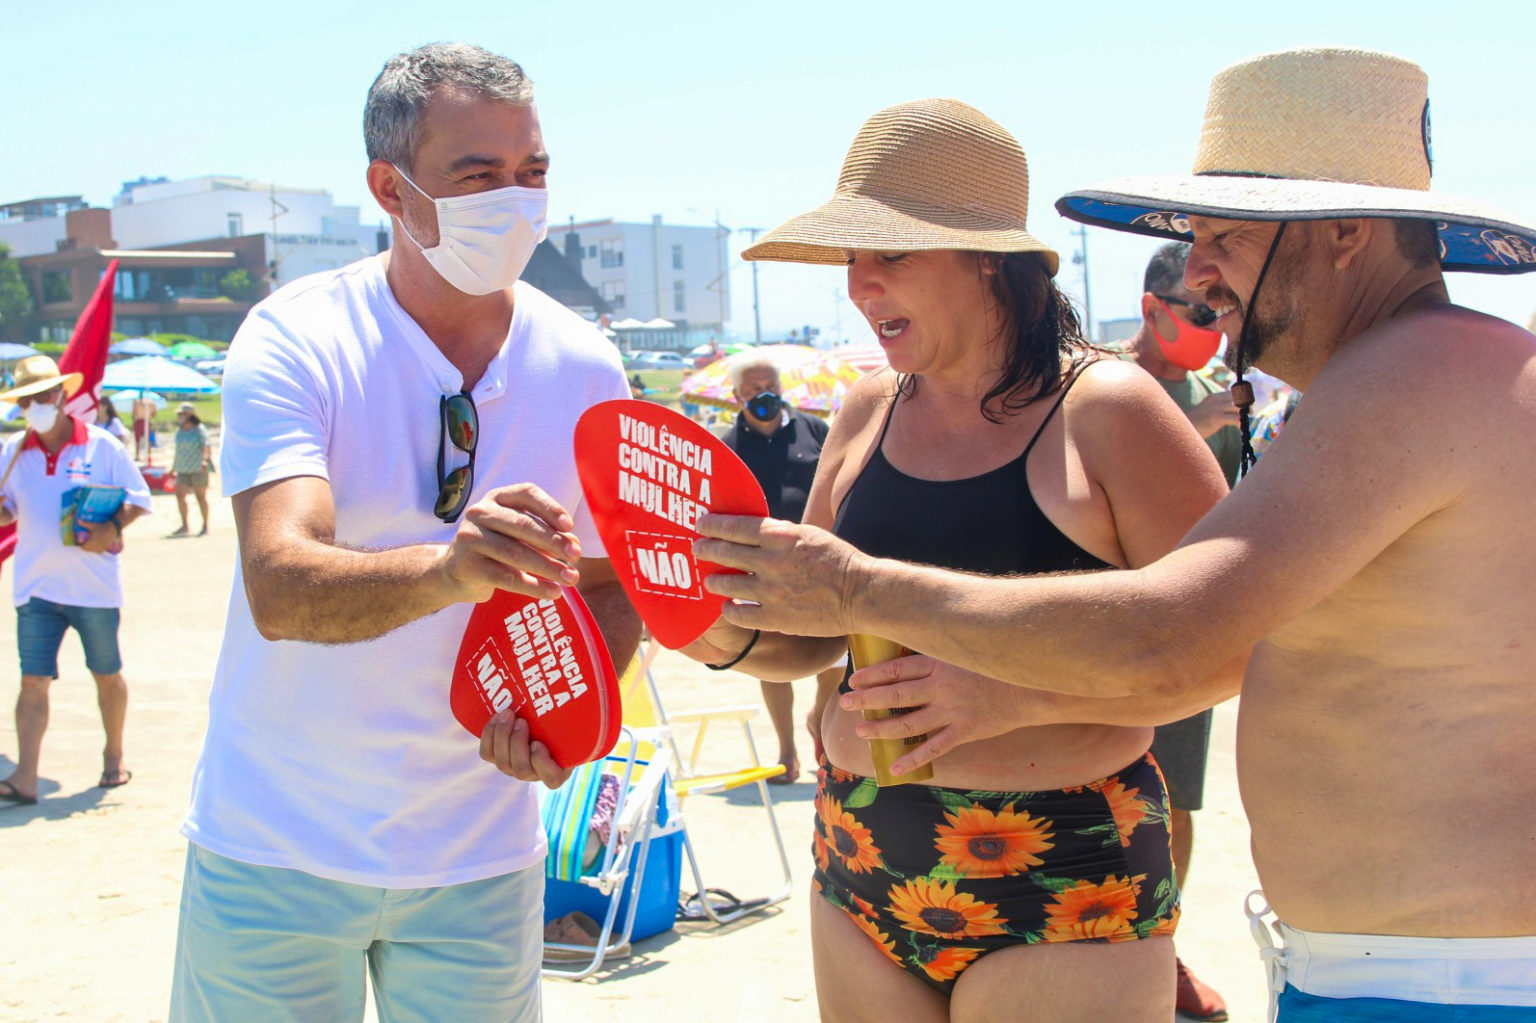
left=682, top=98, right=1241, bottom=1022
left=0, top=355, right=151, bottom=805
left=694, top=48, right=1536, bottom=1022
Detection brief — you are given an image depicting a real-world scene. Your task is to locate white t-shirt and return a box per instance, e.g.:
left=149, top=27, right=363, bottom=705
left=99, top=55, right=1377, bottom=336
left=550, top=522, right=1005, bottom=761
left=182, top=257, right=629, bottom=888
left=0, top=419, right=152, bottom=609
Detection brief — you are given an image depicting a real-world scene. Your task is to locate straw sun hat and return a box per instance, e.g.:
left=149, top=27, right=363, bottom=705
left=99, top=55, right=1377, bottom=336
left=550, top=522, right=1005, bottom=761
left=1056, top=47, right=1536, bottom=274
left=0, top=355, right=84, bottom=403
left=743, top=98, right=1059, bottom=275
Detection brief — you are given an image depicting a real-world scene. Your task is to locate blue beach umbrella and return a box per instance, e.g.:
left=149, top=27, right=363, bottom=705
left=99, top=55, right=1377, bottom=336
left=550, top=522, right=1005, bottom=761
left=102, top=356, right=220, bottom=395
left=110, top=337, right=168, bottom=357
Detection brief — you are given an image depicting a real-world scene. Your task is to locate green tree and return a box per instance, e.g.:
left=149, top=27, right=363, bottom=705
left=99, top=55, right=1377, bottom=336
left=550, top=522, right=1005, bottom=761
left=218, top=268, right=266, bottom=303
left=0, top=243, right=35, bottom=341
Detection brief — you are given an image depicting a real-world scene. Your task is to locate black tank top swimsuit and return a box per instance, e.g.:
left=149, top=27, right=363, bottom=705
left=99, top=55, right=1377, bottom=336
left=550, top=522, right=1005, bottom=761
left=831, top=370, right=1111, bottom=691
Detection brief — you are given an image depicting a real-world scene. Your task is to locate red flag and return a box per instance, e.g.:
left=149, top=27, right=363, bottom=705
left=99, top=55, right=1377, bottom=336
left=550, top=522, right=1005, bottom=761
left=0, top=260, right=118, bottom=570
left=60, top=258, right=118, bottom=419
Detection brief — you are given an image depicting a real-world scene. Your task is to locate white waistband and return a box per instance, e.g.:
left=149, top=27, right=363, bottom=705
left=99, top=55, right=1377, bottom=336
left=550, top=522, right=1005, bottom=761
left=1245, top=891, right=1536, bottom=1012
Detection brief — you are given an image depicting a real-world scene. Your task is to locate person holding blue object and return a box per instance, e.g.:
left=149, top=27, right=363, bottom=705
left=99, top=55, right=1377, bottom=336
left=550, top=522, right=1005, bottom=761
left=694, top=48, right=1536, bottom=1023
left=0, top=355, right=150, bottom=805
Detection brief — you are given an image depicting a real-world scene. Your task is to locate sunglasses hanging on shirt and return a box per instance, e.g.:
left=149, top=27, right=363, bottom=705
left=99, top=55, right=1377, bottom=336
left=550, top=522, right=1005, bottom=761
left=435, top=391, right=478, bottom=523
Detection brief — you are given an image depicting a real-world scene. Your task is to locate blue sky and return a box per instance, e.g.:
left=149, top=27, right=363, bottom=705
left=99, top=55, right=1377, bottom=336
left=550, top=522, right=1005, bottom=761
left=6, top=0, right=1534, bottom=340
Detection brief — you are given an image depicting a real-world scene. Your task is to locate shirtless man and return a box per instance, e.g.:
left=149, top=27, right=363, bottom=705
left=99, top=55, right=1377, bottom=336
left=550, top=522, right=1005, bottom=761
left=695, top=48, right=1536, bottom=1021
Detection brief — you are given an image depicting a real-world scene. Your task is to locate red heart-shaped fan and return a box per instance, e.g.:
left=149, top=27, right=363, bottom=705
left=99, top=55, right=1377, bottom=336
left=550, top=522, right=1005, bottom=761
left=574, top=400, right=767, bottom=648
left=451, top=586, right=620, bottom=768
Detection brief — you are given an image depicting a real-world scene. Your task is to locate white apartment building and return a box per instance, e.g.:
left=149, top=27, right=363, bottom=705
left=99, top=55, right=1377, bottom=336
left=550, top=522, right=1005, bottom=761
left=0, top=176, right=381, bottom=287
left=547, top=216, right=729, bottom=349
left=111, top=176, right=380, bottom=285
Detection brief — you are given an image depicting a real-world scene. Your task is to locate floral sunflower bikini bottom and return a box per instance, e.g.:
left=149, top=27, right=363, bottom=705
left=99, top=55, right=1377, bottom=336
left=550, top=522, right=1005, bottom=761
left=811, top=752, right=1179, bottom=994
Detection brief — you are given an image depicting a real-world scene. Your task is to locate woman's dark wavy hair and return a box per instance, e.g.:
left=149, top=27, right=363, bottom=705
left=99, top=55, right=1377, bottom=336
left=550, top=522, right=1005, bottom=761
left=897, top=251, right=1100, bottom=422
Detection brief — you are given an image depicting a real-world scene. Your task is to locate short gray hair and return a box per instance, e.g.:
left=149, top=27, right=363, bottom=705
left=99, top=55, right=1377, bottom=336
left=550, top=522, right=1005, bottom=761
left=730, top=353, right=780, bottom=393
left=364, top=43, right=534, bottom=171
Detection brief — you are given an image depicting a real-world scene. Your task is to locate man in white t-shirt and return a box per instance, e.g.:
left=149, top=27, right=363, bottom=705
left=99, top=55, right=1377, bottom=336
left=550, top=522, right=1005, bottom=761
left=0, top=356, right=151, bottom=806
left=170, top=43, right=640, bottom=1023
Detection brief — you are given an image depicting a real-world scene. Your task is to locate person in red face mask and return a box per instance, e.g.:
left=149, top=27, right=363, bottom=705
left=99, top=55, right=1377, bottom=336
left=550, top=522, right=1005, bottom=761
left=1125, top=243, right=1243, bottom=487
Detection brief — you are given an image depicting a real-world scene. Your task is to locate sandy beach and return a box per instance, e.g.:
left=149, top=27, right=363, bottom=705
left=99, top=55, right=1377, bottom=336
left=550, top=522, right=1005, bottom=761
left=1, top=489, right=1268, bottom=1022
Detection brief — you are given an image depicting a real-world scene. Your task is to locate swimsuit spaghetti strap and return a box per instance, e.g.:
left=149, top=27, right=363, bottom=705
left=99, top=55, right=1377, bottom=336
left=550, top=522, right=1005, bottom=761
left=1020, top=360, right=1095, bottom=462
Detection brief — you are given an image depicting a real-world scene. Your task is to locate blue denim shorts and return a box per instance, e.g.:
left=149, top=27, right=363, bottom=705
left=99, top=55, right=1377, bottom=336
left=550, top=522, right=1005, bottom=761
left=16, top=597, right=122, bottom=677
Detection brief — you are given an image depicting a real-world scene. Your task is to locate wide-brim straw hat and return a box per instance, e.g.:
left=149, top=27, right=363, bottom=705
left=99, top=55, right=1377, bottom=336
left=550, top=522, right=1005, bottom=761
left=744, top=98, right=1059, bottom=275
left=0, top=355, right=84, bottom=403
left=1056, top=48, right=1536, bottom=274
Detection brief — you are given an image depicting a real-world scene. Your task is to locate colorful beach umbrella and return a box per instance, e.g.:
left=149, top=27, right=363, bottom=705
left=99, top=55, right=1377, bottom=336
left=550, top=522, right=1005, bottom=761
left=680, top=344, right=863, bottom=414
left=832, top=344, right=888, bottom=373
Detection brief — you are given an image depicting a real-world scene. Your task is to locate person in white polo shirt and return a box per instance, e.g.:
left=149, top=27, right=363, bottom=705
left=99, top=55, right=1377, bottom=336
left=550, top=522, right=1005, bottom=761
left=0, top=356, right=151, bottom=806
left=170, top=43, right=640, bottom=1023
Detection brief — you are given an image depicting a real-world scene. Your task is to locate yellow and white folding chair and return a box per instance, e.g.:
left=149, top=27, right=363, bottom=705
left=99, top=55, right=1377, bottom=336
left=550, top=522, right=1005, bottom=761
left=622, top=635, right=793, bottom=925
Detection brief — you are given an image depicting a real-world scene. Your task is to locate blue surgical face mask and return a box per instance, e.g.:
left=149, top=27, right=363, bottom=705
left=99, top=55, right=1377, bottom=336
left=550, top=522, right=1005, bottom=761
left=746, top=391, right=782, bottom=422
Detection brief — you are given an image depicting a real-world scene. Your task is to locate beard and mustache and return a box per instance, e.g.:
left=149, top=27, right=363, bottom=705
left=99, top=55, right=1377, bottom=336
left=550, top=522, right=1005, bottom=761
left=1214, top=235, right=1307, bottom=375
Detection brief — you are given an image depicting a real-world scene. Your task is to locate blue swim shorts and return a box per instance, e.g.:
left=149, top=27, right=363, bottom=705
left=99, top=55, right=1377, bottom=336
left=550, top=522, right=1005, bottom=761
left=1279, top=984, right=1536, bottom=1021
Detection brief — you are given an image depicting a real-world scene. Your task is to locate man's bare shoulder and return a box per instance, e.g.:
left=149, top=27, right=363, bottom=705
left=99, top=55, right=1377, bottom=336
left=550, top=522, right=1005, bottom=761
left=1328, top=304, right=1536, bottom=401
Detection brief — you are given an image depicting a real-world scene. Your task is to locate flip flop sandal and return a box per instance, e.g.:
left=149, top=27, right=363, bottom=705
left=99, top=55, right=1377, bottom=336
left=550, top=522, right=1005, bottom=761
left=0, top=780, right=37, bottom=805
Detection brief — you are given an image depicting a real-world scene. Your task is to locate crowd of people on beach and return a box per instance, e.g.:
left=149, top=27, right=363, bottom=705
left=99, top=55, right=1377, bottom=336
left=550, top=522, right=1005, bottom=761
left=3, top=36, right=1535, bottom=1023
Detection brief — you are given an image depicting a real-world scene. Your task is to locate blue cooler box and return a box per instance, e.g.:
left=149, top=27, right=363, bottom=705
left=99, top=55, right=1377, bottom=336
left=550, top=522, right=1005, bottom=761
left=544, top=824, right=683, bottom=942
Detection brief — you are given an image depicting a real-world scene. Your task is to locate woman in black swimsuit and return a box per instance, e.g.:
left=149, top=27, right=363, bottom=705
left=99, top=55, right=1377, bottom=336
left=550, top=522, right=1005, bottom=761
left=684, top=100, right=1232, bottom=1022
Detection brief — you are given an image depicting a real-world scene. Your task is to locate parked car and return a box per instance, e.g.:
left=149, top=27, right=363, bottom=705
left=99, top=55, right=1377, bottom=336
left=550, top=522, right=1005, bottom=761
left=624, top=350, right=689, bottom=371
left=644, top=351, right=690, bottom=370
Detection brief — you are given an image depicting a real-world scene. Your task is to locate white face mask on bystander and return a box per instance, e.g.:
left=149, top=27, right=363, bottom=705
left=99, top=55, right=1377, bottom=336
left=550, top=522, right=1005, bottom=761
left=391, top=166, right=549, bottom=296
left=23, top=400, right=59, bottom=433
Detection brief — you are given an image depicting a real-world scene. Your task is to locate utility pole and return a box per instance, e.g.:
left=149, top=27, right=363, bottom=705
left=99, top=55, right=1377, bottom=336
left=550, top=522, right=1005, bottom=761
left=268, top=184, right=289, bottom=287
left=741, top=226, right=764, bottom=344
left=712, top=209, right=727, bottom=338
left=1070, top=223, right=1093, bottom=341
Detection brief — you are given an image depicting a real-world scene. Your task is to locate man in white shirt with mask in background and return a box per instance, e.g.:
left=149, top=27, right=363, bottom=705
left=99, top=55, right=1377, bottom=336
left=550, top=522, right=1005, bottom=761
left=171, top=43, right=639, bottom=1023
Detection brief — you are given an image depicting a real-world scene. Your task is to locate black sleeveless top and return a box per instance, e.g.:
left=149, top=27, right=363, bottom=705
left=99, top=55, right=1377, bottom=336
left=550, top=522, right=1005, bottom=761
left=832, top=373, right=1113, bottom=577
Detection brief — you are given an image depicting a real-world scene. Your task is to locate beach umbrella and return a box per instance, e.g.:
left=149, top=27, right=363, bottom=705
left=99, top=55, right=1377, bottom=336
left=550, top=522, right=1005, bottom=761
left=833, top=344, right=888, bottom=373
left=0, top=343, right=39, bottom=360
left=167, top=340, right=217, bottom=360
left=108, top=388, right=168, bottom=408
left=680, top=344, right=863, bottom=414
left=110, top=337, right=167, bottom=357
left=102, top=355, right=220, bottom=395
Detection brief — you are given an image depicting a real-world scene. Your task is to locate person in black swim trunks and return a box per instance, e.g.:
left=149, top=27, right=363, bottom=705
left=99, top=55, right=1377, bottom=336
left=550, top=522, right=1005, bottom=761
left=682, top=99, right=1243, bottom=1022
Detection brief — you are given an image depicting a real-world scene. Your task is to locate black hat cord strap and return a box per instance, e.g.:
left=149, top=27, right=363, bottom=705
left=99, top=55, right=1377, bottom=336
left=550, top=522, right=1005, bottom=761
left=1232, top=221, right=1289, bottom=479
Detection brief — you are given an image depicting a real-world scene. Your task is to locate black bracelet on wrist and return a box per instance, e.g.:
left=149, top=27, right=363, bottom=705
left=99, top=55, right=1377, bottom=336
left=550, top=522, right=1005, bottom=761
left=107, top=517, right=122, bottom=535
left=705, top=628, right=761, bottom=671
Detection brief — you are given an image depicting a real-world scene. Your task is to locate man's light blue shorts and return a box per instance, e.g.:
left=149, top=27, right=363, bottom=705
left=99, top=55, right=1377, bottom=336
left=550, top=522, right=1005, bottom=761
left=170, top=843, right=545, bottom=1023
